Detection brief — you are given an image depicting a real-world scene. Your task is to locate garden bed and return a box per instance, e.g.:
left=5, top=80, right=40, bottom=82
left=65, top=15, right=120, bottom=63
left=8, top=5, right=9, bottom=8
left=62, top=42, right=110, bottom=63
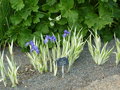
left=0, top=40, right=120, bottom=90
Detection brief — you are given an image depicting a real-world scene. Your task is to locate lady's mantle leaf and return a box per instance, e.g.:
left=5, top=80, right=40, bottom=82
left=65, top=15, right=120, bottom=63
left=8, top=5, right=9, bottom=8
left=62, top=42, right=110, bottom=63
left=10, top=0, right=24, bottom=11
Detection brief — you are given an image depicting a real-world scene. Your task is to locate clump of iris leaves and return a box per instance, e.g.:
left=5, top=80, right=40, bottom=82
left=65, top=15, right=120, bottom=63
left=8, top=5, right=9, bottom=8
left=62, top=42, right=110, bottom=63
left=26, top=28, right=85, bottom=76
left=1, top=28, right=120, bottom=87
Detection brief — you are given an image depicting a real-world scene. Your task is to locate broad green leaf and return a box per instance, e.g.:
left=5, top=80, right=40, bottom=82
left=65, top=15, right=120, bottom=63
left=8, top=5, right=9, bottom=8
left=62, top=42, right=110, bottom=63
left=101, top=0, right=117, bottom=2
left=101, top=0, right=108, bottom=2
left=22, top=16, right=32, bottom=26
left=62, top=10, right=78, bottom=25
left=84, top=3, right=113, bottom=30
left=42, top=4, right=51, bottom=11
left=17, top=29, right=32, bottom=47
left=36, top=23, right=49, bottom=34
left=32, top=5, right=39, bottom=12
left=113, top=7, right=120, bottom=18
left=77, top=0, right=85, bottom=3
left=46, top=0, right=56, bottom=6
left=84, top=12, right=98, bottom=29
left=9, top=0, right=24, bottom=11
left=20, top=8, right=31, bottom=20
left=113, top=0, right=117, bottom=2
left=10, top=13, right=22, bottom=25
left=60, top=0, right=74, bottom=10
left=33, top=12, right=44, bottom=24
left=94, top=16, right=113, bottom=30
left=98, top=2, right=113, bottom=18
left=56, top=18, right=67, bottom=25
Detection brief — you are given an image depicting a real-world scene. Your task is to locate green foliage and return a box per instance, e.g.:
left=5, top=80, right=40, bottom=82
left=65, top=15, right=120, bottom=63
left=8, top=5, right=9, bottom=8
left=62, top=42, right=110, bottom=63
left=0, top=0, right=120, bottom=47
left=9, top=0, right=24, bottom=11
left=87, top=31, right=114, bottom=65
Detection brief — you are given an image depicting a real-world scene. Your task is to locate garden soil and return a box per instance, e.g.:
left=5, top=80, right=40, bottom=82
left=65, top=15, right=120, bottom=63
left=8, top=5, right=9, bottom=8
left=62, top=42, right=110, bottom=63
left=1, top=40, right=120, bottom=90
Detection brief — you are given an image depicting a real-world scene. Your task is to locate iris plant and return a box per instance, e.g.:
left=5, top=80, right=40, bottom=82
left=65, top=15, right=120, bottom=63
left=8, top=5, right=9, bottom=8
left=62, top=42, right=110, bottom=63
left=26, top=29, right=85, bottom=76
left=64, top=29, right=85, bottom=71
left=26, top=37, right=52, bottom=73
left=0, top=41, right=19, bottom=87
left=114, top=35, right=120, bottom=65
left=87, top=31, right=114, bottom=65
left=51, top=29, right=85, bottom=75
left=6, top=41, right=19, bottom=87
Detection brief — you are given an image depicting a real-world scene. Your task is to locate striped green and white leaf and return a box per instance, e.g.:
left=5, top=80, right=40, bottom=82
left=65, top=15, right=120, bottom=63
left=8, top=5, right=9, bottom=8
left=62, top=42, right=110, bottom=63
left=114, top=37, right=120, bottom=65
left=88, top=31, right=114, bottom=65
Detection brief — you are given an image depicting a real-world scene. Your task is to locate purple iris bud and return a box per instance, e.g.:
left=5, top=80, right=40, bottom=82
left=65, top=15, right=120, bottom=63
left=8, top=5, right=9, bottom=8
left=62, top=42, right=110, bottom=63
left=50, top=36, right=56, bottom=42
left=44, top=35, right=51, bottom=44
left=25, top=41, right=35, bottom=46
left=64, top=30, right=70, bottom=34
left=62, top=33, right=67, bottom=37
left=44, top=38, right=49, bottom=44
left=30, top=45, right=40, bottom=54
left=46, top=35, right=51, bottom=40
left=25, top=42, right=30, bottom=46
left=44, top=35, right=56, bottom=43
left=25, top=40, right=40, bottom=54
left=33, top=46, right=40, bottom=54
left=62, top=30, right=70, bottom=37
left=29, top=41, right=35, bottom=46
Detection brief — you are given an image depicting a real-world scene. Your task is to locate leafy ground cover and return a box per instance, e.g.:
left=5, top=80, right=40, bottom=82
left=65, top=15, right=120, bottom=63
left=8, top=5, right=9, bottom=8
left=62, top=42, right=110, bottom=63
left=0, top=40, right=120, bottom=90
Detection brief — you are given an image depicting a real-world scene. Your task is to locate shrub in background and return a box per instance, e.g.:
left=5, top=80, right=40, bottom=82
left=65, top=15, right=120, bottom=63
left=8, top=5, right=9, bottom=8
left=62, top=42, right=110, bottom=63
left=1, top=0, right=120, bottom=47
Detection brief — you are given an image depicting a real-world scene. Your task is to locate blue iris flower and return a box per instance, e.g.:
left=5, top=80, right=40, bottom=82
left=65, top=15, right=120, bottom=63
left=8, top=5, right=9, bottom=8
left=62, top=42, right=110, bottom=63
left=62, top=33, right=67, bottom=37
left=64, top=30, right=70, bottom=34
left=62, top=30, right=70, bottom=37
left=50, top=36, right=56, bottom=42
left=44, top=35, right=56, bottom=44
left=25, top=41, right=34, bottom=47
left=25, top=41, right=40, bottom=54
left=44, top=35, right=51, bottom=44
left=32, top=45, right=40, bottom=54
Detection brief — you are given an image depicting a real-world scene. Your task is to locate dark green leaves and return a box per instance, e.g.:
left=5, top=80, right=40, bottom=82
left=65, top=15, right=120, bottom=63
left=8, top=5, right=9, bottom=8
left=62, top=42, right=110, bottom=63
left=46, top=0, right=57, bottom=6
left=84, top=2, right=113, bottom=30
left=36, top=23, right=49, bottom=34
left=62, top=10, right=78, bottom=25
left=60, top=0, right=74, bottom=10
left=77, top=0, right=85, bottom=3
left=33, top=12, right=44, bottom=24
left=9, top=0, right=24, bottom=11
left=1, top=0, right=120, bottom=48
left=17, top=29, right=32, bottom=47
left=100, top=0, right=117, bottom=2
